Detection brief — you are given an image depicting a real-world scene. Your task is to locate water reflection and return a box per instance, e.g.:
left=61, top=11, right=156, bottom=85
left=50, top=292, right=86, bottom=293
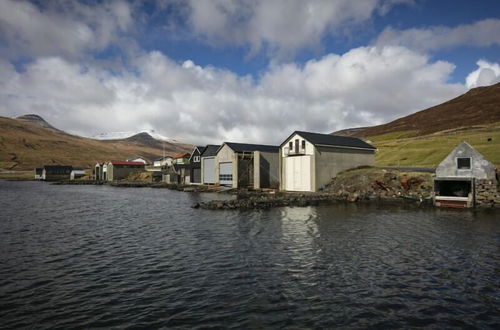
left=0, top=181, right=499, bottom=329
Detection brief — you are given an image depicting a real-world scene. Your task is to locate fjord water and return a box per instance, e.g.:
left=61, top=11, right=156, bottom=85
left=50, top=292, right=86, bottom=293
left=0, top=181, right=498, bottom=329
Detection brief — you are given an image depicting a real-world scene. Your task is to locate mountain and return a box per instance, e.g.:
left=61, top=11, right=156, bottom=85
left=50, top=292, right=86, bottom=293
left=342, top=82, right=500, bottom=138
left=0, top=115, right=193, bottom=171
left=16, top=114, right=62, bottom=132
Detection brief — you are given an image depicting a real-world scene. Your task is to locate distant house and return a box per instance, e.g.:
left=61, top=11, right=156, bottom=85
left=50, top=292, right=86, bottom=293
left=126, top=157, right=148, bottom=164
left=172, top=152, right=190, bottom=164
left=42, top=165, right=73, bottom=181
left=106, top=161, right=145, bottom=181
left=215, top=142, right=280, bottom=189
left=280, top=131, right=376, bottom=192
left=189, top=146, right=206, bottom=185
left=200, top=145, right=220, bottom=185
left=34, top=168, right=43, bottom=180
left=434, top=141, right=498, bottom=208
left=153, top=156, right=173, bottom=167
left=70, top=168, right=86, bottom=180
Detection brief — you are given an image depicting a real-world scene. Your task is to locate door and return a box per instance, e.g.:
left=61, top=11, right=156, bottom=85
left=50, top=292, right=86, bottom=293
left=219, top=162, right=233, bottom=186
left=192, top=168, right=201, bottom=183
left=284, top=156, right=311, bottom=191
left=203, top=157, right=215, bottom=184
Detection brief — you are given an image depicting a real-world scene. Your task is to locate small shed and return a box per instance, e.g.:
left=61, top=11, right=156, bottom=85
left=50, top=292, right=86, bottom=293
left=70, top=168, right=86, bottom=180
left=106, top=161, right=145, bottom=181
left=215, top=142, right=280, bottom=189
left=280, top=131, right=376, bottom=192
left=42, top=165, right=73, bottom=181
left=189, top=146, right=206, bottom=185
left=200, top=145, right=221, bottom=185
left=434, top=141, right=498, bottom=208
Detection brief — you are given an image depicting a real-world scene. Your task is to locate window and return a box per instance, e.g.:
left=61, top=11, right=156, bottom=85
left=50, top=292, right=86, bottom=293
left=301, top=140, right=306, bottom=149
left=457, top=157, right=471, bottom=169
left=194, top=156, right=200, bottom=162
left=219, top=174, right=232, bottom=181
left=289, top=141, right=293, bottom=150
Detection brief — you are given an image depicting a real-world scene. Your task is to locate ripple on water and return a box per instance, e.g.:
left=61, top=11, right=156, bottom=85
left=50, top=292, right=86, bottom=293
left=0, top=181, right=499, bottom=329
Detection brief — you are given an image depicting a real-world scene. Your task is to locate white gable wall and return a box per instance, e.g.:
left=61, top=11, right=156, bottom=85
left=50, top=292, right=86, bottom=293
left=435, top=142, right=496, bottom=180
left=281, top=133, right=315, bottom=157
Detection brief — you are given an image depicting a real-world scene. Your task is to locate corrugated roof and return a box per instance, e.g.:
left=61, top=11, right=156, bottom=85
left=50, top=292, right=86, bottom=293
left=109, top=161, right=145, bottom=166
left=224, top=142, right=279, bottom=153
left=286, top=131, right=376, bottom=150
left=200, top=145, right=221, bottom=157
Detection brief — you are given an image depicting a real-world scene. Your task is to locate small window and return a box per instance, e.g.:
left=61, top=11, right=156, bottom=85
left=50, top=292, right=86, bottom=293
left=289, top=141, right=293, bottom=150
left=457, top=157, right=471, bottom=169
left=301, top=140, right=305, bottom=149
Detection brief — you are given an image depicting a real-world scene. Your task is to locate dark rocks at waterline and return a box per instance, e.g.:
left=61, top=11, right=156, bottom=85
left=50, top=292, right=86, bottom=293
left=193, top=193, right=336, bottom=210
left=51, top=180, right=104, bottom=185
left=194, top=192, right=433, bottom=210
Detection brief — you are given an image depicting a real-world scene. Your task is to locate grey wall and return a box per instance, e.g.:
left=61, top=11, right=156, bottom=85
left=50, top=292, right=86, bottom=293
left=435, top=141, right=496, bottom=180
left=314, top=147, right=375, bottom=191
left=254, top=151, right=279, bottom=189
left=108, top=165, right=145, bottom=181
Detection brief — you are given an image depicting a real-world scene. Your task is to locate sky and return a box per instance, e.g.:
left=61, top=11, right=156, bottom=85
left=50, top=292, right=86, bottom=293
left=1, top=0, right=499, bottom=145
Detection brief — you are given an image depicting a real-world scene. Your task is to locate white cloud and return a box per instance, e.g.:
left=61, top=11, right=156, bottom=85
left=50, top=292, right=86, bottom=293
left=374, top=19, right=500, bottom=52
left=466, top=60, right=500, bottom=88
left=0, top=0, right=133, bottom=59
left=184, top=0, right=412, bottom=58
left=0, top=46, right=466, bottom=145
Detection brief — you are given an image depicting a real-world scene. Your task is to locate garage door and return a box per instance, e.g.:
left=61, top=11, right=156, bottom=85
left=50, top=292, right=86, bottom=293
left=284, top=156, right=312, bottom=191
left=202, top=157, right=215, bottom=184
left=219, top=162, right=233, bottom=186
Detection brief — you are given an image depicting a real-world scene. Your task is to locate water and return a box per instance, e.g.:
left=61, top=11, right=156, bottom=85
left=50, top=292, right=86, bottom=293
left=0, top=181, right=498, bottom=329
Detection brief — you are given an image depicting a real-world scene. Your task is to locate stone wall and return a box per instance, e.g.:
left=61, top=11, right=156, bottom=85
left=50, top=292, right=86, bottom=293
left=475, top=179, right=500, bottom=208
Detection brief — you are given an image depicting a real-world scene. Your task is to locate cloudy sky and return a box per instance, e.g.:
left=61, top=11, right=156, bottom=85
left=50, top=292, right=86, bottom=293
left=1, top=0, right=499, bottom=144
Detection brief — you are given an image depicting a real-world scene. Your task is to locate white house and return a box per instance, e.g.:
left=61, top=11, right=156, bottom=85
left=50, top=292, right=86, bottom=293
left=280, top=131, right=376, bottom=192
left=127, top=157, right=148, bottom=164
left=153, top=156, right=173, bottom=167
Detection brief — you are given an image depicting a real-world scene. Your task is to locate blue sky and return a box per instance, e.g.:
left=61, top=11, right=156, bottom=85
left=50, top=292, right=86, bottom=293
left=1, top=0, right=499, bottom=144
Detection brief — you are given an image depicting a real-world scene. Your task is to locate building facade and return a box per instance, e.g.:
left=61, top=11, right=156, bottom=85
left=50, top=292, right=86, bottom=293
left=280, top=131, right=376, bottom=192
left=215, top=143, right=280, bottom=189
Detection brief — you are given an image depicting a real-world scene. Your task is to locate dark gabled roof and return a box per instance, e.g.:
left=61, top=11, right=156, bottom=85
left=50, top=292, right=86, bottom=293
left=200, top=144, right=221, bottom=157
left=189, top=146, right=207, bottom=161
left=283, top=131, right=376, bottom=150
left=222, top=142, right=279, bottom=153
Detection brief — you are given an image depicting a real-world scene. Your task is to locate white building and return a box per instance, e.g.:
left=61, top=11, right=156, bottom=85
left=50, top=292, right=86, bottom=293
left=280, top=131, right=376, bottom=192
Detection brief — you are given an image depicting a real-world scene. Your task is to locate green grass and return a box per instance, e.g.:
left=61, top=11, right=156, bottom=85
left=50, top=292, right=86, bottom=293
left=371, top=123, right=500, bottom=167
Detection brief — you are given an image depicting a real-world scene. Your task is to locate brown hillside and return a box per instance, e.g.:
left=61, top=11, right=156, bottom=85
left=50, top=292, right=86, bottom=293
left=0, top=116, right=193, bottom=171
left=353, top=82, right=500, bottom=138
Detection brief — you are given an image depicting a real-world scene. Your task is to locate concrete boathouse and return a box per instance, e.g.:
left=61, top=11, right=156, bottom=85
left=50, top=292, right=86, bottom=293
left=434, top=141, right=499, bottom=208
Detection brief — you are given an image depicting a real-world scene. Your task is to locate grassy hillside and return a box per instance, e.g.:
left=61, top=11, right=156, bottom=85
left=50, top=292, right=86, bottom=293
left=370, top=123, right=500, bottom=167
left=0, top=117, right=192, bottom=171
left=355, top=82, right=500, bottom=138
